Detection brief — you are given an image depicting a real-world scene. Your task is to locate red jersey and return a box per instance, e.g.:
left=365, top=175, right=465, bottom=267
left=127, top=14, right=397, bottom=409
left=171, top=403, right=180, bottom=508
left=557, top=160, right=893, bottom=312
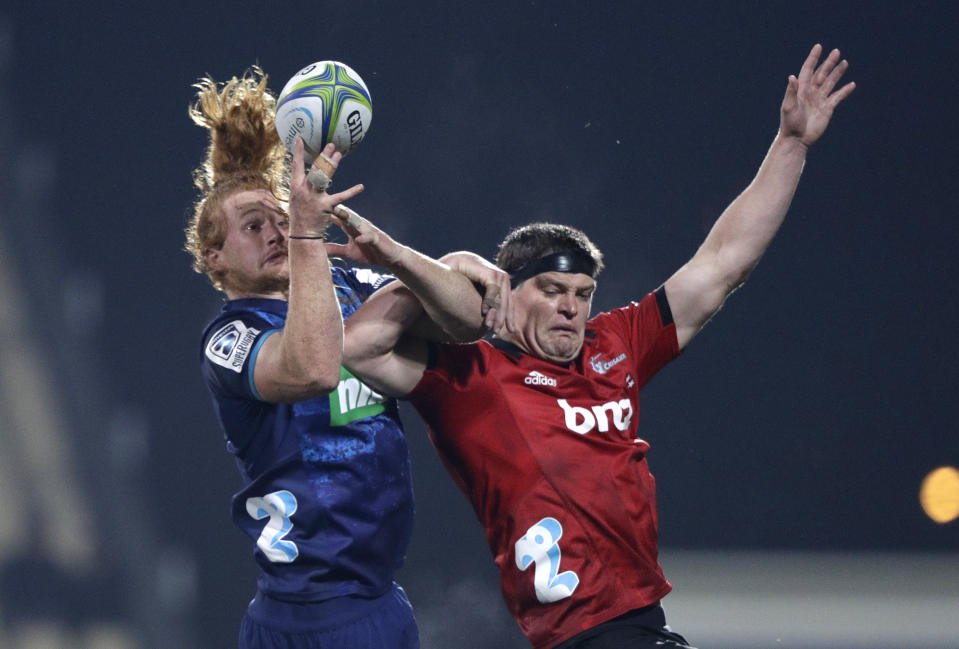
left=407, top=288, right=681, bottom=649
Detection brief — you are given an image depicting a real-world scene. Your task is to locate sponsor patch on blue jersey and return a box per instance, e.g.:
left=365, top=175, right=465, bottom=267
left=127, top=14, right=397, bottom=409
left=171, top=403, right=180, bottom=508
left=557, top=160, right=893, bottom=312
left=329, top=367, right=387, bottom=426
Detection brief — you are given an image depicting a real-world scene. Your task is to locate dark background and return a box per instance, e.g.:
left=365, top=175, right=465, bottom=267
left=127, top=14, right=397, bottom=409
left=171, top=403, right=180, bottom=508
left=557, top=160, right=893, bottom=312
left=2, top=1, right=957, bottom=648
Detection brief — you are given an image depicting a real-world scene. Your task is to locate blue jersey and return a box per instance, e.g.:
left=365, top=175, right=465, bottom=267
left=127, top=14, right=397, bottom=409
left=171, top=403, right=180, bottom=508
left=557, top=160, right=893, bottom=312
left=200, top=266, right=414, bottom=604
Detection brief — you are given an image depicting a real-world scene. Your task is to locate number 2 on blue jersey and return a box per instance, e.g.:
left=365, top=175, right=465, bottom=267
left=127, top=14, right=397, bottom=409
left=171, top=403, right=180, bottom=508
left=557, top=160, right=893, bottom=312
left=246, top=490, right=299, bottom=563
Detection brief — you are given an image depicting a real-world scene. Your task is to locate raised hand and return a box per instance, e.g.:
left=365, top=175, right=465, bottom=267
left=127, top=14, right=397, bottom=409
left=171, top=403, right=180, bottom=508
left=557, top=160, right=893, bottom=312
left=780, top=44, right=856, bottom=147
left=288, top=137, right=364, bottom=238
left=324, top=203, right=405, bottom=268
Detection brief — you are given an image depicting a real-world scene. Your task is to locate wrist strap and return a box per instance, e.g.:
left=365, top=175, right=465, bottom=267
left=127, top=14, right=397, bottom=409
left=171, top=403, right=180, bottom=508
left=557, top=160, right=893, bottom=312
left=289, top=234, right=325, bottom=240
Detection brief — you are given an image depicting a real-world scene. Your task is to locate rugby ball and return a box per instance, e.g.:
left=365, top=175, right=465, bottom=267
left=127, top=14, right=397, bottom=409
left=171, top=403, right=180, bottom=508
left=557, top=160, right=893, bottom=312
left=275, top=61, right=372, bottom=162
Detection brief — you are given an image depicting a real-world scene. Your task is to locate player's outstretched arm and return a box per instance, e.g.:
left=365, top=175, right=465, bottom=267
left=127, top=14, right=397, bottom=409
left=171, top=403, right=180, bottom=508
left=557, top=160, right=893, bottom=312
left=327, top=207, right=511, bottom=339
left=338, top=246, right=512, bottom=398
left=343, top=282, right=431, bottom=398
left=341, top=251, right=514, bottom=398
left=664, top=44, right=855, bottom=350
left=252, top=139, right=363, bottom=402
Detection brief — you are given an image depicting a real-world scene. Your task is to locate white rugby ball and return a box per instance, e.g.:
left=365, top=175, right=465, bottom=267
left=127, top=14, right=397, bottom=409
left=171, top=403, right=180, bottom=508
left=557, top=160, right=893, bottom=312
left=275, top=61, right=372, bottom=163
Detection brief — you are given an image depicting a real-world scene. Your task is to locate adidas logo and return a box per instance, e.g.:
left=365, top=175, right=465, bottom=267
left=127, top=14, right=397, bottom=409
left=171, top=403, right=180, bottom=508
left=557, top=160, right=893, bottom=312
left=524, top=371, right=558, bottom=387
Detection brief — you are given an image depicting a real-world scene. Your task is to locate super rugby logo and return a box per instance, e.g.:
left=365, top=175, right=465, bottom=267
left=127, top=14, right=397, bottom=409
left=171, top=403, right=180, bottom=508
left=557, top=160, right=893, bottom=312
left=524, top=371, right=557, bottom=387
left=558, top=398, right=633, bottom=435
left=206, top=321, right=261, bottom=373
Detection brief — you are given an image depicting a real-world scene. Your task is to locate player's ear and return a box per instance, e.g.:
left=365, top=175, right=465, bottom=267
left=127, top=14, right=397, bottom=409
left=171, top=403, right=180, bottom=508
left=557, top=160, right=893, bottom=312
left=204, top=245, right=224, bottom=271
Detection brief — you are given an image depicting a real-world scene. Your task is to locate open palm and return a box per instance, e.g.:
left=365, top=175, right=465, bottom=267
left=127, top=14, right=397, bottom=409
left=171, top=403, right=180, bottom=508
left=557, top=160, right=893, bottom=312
left=781, top=44, right=856, bottom=147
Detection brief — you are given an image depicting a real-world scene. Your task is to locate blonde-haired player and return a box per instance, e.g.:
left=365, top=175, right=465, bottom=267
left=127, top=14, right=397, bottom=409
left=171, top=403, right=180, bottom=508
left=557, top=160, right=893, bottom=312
left=186, top=66, right=508, bottom=649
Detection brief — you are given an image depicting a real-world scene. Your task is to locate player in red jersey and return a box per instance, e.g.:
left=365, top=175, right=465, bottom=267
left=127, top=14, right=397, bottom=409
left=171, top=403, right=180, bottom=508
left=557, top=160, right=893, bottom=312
left=341, top=45, right=855, bottom=649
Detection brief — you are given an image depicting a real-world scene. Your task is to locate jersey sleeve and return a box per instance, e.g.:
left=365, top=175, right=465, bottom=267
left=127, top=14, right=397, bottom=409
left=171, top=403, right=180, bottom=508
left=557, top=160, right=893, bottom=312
left=591, top=286, right=680, bottom=389
left=412, top=340, right=481, bottom=391
left=201, top=314, right=279, bottom=402
left=406, top=342, right=495, bottom=497
left=336, top=266, right=396, bottom=302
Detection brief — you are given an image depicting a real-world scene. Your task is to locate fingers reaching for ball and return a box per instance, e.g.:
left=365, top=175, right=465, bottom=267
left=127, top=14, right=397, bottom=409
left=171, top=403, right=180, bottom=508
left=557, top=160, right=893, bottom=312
left=332, top=204, right=365, bottom=230
left=305, top=143, right=341, bottom=193
left=329, top=204, right=379, bottom=248
left=324, top=204, right=402, bottom=268
left=289, top=138, right=363, bottom=237
left=326, top=185, right=365, bottom=211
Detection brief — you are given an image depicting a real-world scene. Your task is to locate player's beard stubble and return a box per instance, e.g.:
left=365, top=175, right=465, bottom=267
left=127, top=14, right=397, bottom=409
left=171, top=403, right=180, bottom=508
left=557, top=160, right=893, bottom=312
left=224, top=266, right=290, bottom=300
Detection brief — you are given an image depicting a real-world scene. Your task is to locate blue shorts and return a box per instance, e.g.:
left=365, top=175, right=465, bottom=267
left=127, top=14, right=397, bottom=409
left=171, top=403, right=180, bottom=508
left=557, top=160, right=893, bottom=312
left=239, top=583, right=419, bottom=649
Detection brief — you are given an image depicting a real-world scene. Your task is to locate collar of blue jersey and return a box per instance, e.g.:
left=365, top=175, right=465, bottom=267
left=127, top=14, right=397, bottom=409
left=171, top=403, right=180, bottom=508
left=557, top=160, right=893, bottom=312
left=509, top=251, right=597, bottom=288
